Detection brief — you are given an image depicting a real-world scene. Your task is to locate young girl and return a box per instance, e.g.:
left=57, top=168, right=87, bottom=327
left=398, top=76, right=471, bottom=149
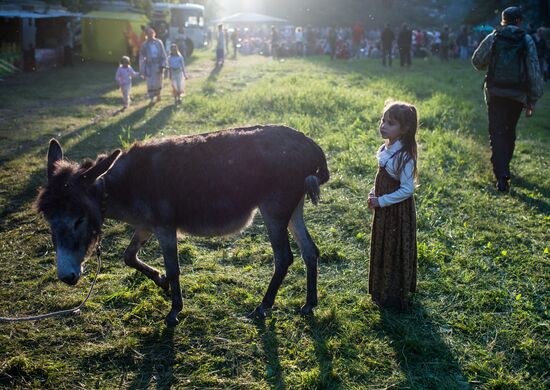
left=115, top=56, right=139, bottom=109
left=368, top=100, right=418, bottom=310
left=168, top=43, right=189, bottom=105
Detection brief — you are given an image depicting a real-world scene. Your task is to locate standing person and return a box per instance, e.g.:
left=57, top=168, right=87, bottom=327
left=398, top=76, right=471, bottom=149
left=472, top=6, right=543, bottom=192
left=230, top=28, right=239, bottom=59
left=533, top=27, right=547, bottom=77
left=271, top=26, right=280, bottom=59
left=115, top=56, right=139, bottom=109
left=306, top=26, right=316, bottom=56
left=295, top=27, right=304, bottom=56
left=168, top=44, right=189, bottom=105
left=352, top=22, right=365, bottom=59
left=328, top=27, right=337, bottom=60
left=456, top=26, right=469, bottom=60
left=368, top=100, right=418, bottom=310
left=175, top=26, right=188, bottom=58
left=216, top=24, right=225, bottom=66
left=381, top=23, right=395, bottom=66
left=397, top=23, right=412, bottom=67
left=139, top=27, right=167, bottom=105
left=440, top=25, right=450, bottom=62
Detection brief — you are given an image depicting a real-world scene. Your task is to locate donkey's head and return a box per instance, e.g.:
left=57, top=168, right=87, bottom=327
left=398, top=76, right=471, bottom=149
left=35, top=139, right=120, bottom=285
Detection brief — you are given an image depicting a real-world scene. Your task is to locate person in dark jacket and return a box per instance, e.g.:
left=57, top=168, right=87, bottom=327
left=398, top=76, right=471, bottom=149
left=397, top=23, right=412, bottom=67
left=381, top=23, right=395, bottom=66
left=472, top=7, right=543, bottom=192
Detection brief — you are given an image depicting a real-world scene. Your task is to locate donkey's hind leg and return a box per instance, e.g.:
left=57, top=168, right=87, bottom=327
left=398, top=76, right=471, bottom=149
left=123, top=229, right=170, bottom=293
left=250, top=204, right=294, bottom=318
left=289, top=197, right=320, bottom=315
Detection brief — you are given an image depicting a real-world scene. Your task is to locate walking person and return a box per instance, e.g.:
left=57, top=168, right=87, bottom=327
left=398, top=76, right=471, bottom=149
left=472, top=6, right=543, bottom=192
left=168, top=44, right=189, bottom=105
left=216, top=24, right=225, bottom=66
left=381, top=23, right=395, bottom=66
left=139, top=27, right=167, bottom=105
left=397, top=23, right=412, bottom=67
left=115, top=56, right=139, bottom=110
left=368, top=100, right=418, bottom=310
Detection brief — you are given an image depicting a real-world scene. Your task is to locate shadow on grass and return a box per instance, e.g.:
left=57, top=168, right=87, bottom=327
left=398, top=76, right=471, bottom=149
left=254, top=310, right=342, bottom=389
left=127, top=327, right=176, bottom=390
left=255, top=318, right=286, bottom=389
left=511, top=175, right=550, bottom=215
left=0, top=104, right=175, bottom=225
left=377, top=304, right=469, bottom=389
left=303, top=313, right=342, bottom=389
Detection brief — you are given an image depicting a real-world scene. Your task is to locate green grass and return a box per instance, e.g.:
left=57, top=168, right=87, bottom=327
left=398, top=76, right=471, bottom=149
left=0, top=50, right=548, bottom=389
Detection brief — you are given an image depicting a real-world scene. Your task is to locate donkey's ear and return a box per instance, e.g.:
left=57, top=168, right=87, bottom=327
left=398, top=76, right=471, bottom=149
left=47, top=139, right=63, bottom=181
left=79, top=149, right=121, bottom=187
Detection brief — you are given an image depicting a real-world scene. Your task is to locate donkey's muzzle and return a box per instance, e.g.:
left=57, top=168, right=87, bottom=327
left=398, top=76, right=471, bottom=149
left=60, top=272, right=79, bottom=285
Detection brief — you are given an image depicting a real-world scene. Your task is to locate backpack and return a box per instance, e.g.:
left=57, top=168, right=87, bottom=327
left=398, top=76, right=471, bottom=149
left=487, top=27, right=528, bottom=91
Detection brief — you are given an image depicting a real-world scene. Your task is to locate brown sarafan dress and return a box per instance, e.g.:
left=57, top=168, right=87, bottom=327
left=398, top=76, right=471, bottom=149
left=369, top=158, right=417, bottom=310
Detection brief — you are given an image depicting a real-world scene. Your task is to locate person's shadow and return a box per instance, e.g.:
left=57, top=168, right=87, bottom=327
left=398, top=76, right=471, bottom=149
left=376, top=304, right=470, bottom=389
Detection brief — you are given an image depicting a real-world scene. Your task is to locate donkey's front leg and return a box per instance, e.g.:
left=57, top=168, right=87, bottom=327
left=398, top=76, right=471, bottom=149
left=155, top=227, right=182, bottom=327
left=123, top=229, right=169, bottom=293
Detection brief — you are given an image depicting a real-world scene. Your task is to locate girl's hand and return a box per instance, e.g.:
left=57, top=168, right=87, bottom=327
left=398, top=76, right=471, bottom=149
left=367, top=196, right=380, bottom=209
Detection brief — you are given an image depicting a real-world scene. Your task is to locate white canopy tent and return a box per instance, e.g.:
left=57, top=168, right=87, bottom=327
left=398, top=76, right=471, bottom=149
left=211, top=12, right=289, bottom=25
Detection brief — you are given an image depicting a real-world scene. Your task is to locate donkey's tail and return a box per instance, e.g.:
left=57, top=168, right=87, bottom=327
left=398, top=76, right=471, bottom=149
left=305, top=145, right=329, bottom=205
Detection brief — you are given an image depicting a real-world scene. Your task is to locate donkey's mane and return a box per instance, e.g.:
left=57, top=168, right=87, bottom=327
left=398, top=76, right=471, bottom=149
left=34, top=154, right=109, bottom=216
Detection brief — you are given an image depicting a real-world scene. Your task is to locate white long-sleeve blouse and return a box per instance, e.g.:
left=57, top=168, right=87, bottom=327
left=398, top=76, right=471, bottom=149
left=375, top=140, right=415, bottom=207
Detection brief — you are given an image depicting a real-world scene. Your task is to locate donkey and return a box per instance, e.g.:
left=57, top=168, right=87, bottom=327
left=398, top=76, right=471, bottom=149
left=35, top=125, right=329, bottom=326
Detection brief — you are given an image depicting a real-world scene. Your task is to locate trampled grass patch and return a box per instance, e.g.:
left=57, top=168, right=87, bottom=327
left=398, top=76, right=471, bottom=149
left=0, top=52, right=548, bottom=389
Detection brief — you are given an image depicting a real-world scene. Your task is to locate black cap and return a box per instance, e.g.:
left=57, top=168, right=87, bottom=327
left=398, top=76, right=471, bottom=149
left=502, top=6, right=522, bottom=23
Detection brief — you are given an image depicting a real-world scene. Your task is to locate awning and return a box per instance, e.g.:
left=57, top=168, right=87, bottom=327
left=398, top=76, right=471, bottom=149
left=82, top=11, right=147, bottom=21
left=0, top=10, right=80, bottom=19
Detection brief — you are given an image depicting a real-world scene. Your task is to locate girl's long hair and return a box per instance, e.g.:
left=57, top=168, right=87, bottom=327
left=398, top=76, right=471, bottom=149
left=383, top=100, right=418, bottom=180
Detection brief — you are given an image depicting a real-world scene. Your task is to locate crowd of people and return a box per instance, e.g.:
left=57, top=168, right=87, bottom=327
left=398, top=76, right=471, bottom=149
left=210, top=22, right=549, bottom=79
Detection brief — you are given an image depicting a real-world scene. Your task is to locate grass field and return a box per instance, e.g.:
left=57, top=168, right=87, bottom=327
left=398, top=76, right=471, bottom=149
left=0, top=50, right=548, bottom=389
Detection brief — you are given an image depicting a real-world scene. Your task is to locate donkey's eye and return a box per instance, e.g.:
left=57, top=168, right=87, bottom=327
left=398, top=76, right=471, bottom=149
left=74, top=217, right=84, bottom=230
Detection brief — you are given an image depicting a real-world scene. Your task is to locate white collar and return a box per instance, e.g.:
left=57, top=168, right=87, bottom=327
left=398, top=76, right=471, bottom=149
left=384, top=140, right=403, bottom=153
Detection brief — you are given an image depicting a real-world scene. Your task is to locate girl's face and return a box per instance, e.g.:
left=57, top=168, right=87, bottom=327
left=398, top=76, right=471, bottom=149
left=171, top=47, right=177, bottom=55
left=379, top=112, right=405, bottom=144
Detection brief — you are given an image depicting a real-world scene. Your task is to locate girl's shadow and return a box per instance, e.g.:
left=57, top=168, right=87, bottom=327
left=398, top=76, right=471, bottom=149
left=376, top=304, right=469, bottom=389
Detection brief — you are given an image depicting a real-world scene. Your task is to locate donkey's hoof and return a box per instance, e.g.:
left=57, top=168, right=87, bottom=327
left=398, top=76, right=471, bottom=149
left=247, top=305, right=266, bottom=319
left=165, top=314, right=179, bottom=327
left=300, top=304, right=315, bottom=316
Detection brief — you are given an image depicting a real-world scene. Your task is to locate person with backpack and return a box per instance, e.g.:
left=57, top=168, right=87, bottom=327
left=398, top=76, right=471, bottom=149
left=472, top=6, right=543, bottom=192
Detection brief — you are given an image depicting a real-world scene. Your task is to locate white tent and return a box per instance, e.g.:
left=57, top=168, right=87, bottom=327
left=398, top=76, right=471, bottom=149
left=211, top=12, right=289, bottom=25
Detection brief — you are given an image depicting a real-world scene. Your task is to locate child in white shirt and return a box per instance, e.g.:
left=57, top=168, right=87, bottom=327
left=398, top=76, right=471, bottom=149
left=115, top=56, right=139, bottom=109
left=168, top=44, right=189, bottom=105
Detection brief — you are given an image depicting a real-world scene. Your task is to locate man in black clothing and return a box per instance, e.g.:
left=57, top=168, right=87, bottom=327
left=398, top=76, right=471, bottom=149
left=381, top=23, right=394, bottom=66
left=397, top=23, right=412, bottom=67
left=472, top=7, right=543, bottom=192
